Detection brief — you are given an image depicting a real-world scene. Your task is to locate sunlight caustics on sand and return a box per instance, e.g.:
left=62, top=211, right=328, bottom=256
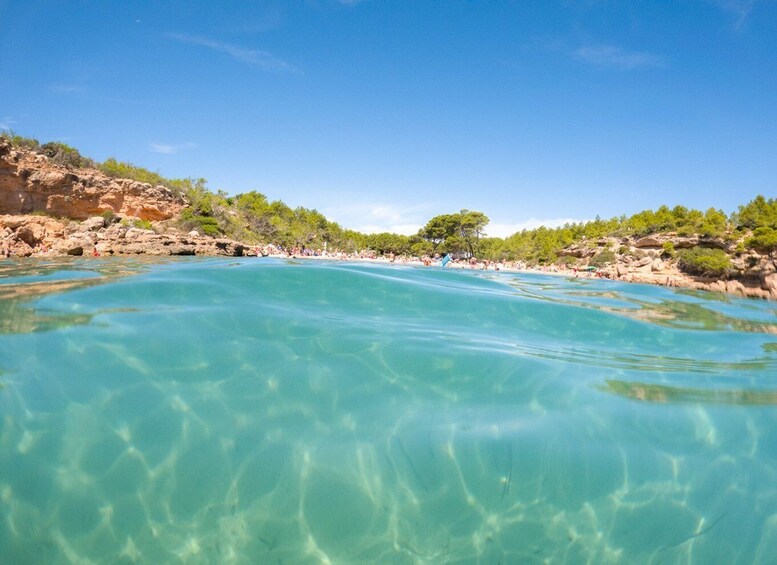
left=1, top=257, right=777, bottom=563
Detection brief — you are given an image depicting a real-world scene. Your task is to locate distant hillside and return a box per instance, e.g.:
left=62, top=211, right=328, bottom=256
left=2, top=130, right=776, bottom=299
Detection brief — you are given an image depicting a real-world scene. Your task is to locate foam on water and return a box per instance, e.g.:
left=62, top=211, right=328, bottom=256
left=1, top=257, right=777, bottom=563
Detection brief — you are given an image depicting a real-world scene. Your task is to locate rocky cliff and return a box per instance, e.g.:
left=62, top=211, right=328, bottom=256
left=0, top=214, right=247, bottom=258
left=0, top=138, right=184, bottom=221
left=0, top=138, right=247, bottom=257
left=562, top=233, right=777, bottom=300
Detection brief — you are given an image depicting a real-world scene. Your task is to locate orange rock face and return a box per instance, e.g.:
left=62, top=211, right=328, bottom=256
left=0, top=139, right=185, bottom=221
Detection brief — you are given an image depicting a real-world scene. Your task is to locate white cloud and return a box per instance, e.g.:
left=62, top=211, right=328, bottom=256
left=50, top=84, right=84, bottom=94
left=574, top=45, right=665, bottom=70
left=323, top=203, right=588, bottom=238
left=320, top=200, right=592, bottom=238
left=486, top=218, right=588, bottom=238
left=355, top=223, right=423, bottom=235
left=150, top=143, right=176, bottom=154
left=149, top=142, right=197, bottom=154
left=168, top=33, right=295, bottom=73
left=0, top=117, right=17, bottom=131
left=708, top=0, right=759, bottom=28
left=322, top=202, right=433, bottom=235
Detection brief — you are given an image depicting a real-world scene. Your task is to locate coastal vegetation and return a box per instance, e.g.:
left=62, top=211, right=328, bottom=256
left=2, top=130, right=776, bottom=265
left=677, top=248, right=732, bottom=277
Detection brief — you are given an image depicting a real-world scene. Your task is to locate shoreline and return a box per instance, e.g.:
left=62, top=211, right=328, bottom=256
left=2, top=247, right=774, bottom=302
left=2, top=212, right=776, bottom=301
left=2, top=137, right=775, bottom=302
left=247, top=252, right=777, bottom=301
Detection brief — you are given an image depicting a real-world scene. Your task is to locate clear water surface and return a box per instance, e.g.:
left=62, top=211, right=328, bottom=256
left=1, top=257, right=776, bottom=564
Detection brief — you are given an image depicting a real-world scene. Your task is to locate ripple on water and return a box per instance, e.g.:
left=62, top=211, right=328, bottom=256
left=1, top=257, right=777, bottom=563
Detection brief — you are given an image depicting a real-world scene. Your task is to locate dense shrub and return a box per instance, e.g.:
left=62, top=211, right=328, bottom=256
left=678, top=247, right=731, bottom=277
left=661, top=241, right=676, bottom=258
left=180, top=209, right=221, bottom=236
left=197, top=217, right=221, bottom=237
left=409, top=240, right=434, bottom=258
left=556, top=255, right=577, bottom=267
left=0, top=130, right=40, bottom=150
left=746, top=227, right=777, bottom=254
left=735, top=196, right=777, bottom=230
left=698, top=208, right=728, bottom=237
left=41, top=142, right=94, bottom=168
left=589, top=248, right=616, bottom=267
left=676, top=225, right=695, bottom=237
left=101, top=210, right=118, bottom=224
left=132, top=219, right=153, bottom=231
left=365, top=232, right=412, bottom=255
left=100, top=158, right=169, bottom=186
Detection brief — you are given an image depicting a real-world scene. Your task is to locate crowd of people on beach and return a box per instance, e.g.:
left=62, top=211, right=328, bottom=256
left=1, top=233, right=610, bottom=280
left=2, top=227, right=613, bottom=281
left=251, top=243, right=609, bottom=278
left=0, top=235, right=690, bottom=290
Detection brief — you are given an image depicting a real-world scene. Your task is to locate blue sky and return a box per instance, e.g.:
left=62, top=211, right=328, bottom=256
left=1, top=0, right=775, bottom=236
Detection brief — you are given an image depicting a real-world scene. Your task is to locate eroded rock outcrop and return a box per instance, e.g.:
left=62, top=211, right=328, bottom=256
left=632, top=233, right=727, bottom=251
left=583, top=234, right=777, bottom=300
left=0, top=138, right=184, bottom=220
left=0, top=140, right=250, bottom=258
left=1, top=215, right=247, bottom=258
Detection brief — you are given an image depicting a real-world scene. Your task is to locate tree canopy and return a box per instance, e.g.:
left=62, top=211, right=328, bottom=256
left=418, top=209, right=489, bottom=257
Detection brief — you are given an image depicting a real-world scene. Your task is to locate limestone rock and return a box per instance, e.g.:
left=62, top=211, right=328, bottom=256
left=101, top=223, right=128, bottom=240
left=82, top=216, right=106, bottom=231
left=0, top=137, right=184, bottom=220
left=725, top=279, right=745, bottom=296
left=8, top=239, right=33, bottom=257
left=671, top=237, right=698, bottom=249
left=763, top=273, right=777, bottom=294
left=707, top=280, right=727, bottom=293
left=15, top=223, right=45, bottom=246
left=61, top=242, right=84, bottom=256
left=698, top=237, right=726, bottom=250
left=634, top=236, right=661, bottom=248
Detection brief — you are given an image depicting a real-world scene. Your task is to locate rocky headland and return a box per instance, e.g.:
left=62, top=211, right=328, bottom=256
left=560, top=233, right=777, bottom=300
left=0, top=138, right=247, bottom=258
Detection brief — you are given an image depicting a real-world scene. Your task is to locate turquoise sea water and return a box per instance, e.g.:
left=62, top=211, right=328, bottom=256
left=1, top=258, right=777, bottom=564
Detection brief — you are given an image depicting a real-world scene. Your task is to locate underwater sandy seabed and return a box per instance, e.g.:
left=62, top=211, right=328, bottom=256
left=1, top=257, right=777, bottom=563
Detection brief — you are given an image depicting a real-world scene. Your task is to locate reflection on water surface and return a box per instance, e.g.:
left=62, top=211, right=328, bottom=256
left=1, top=258, right=776, bottom=563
